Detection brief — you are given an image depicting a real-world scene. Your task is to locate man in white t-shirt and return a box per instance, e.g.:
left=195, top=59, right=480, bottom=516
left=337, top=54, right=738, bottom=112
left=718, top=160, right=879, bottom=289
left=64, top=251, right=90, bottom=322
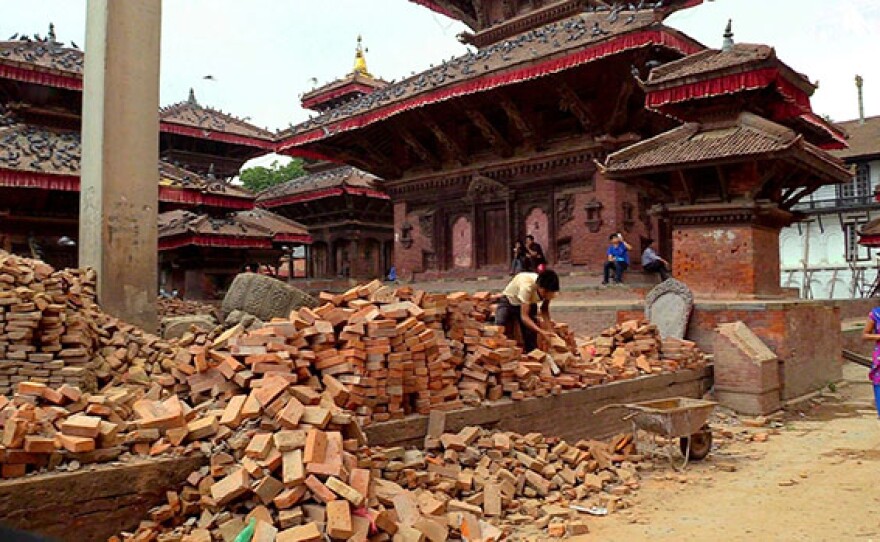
left=494, top=270, right=560, bottom=353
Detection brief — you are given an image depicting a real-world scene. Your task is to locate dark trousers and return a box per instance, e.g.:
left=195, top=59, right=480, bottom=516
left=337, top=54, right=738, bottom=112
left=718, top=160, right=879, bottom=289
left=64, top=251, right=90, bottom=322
left=603, top=261, right=628, bottom=284
left=644, top=261, right=671, bottom=281
left=495, top=297, right=539, bottom=353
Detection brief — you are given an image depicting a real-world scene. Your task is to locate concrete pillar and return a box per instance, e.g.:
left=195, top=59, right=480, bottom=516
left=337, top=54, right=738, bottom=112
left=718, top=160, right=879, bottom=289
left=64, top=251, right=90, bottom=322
left=80, top=0, right=162, bottom=331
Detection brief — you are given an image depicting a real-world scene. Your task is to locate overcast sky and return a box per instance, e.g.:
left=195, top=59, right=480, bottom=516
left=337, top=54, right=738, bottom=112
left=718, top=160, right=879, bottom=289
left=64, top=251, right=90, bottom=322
left=4, top=0, right=878, bottom=166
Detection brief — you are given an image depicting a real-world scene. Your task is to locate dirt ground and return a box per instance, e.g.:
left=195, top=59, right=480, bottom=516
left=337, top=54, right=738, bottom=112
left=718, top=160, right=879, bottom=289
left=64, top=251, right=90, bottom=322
left=578, top=361, right=880, bottom=541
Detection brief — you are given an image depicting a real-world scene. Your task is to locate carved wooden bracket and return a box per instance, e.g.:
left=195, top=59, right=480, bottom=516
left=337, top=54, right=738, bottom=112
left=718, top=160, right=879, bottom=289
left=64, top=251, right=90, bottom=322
left=556, top=194, right=574, bottom=226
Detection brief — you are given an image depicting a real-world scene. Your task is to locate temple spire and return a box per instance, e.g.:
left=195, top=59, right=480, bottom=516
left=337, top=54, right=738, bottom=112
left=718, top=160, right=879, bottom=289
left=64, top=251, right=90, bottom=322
left=722, top=19, right=734, bottom=52
left=188, top=87, right=198, bottom=105
left=47, top=23, right=57, bottom=43
left=353, top=35, right=371, bottom=77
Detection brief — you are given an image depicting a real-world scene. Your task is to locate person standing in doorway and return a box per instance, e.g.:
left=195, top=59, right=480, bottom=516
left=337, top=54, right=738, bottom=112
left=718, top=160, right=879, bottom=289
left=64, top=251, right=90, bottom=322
left=641, top=238, right=671, bottom=281
left=510, top=240, right=526, bottom=275
left=524, top=235, right=546, bottom=272
left=862, top=305, right=880, bottom=418
left=602, top=233, right=632, bottom=285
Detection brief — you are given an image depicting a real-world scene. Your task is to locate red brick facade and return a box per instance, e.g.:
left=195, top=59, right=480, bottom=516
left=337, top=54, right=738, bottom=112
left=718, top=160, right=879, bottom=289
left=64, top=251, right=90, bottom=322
left=620, top=300, right=842, bottom=400
left=672, top=224, right=781, bottom=298
left=393, top=170, right=658, bottom=279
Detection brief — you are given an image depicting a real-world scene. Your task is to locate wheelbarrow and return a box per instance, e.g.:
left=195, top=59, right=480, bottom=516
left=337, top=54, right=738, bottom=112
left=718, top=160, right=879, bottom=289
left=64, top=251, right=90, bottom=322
left=595, top=397, right=717, bottom=470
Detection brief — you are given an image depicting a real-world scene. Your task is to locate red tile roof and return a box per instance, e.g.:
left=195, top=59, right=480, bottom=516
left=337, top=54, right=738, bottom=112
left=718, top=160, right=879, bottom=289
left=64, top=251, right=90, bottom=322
left=257, top=166, right=386, bottom=205
left=0, top=37, right=83, bottom=90
left=833, top=116, right=880, bottom=161
left=604, top=112, right=851, bottom=182
left=276, top=11, right=702, bottom=150
left=160, top=92, right=274, bottom=144
left=158, top=209, right=311, bottom=250
left=647, top=43, right=812, bottom=91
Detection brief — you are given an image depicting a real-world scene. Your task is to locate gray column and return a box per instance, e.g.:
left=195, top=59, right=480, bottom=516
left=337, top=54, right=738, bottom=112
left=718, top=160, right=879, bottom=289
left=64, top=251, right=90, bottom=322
left=80, top=0, right=162, bottom=331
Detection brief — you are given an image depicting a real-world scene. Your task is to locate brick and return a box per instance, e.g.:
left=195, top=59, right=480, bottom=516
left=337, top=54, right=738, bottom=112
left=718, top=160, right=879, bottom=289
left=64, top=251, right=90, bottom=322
left=277, top=522, right=323, bottom=542
left=304, top=475, right=337, bottom=503
left=210, top=468, right=251, bottom=506
left=23, top=436, right=56, bottom=453
left=325, top=476, right=365, bottom=507
left=282, top=450, right=305, bottom=486
left=219, top=395, right=247, bottom=428
left=326, top=500, right=353, bottom=539
left=57, top=434, right=95, bottom=453
left=61, top=415, right=102, bottom=438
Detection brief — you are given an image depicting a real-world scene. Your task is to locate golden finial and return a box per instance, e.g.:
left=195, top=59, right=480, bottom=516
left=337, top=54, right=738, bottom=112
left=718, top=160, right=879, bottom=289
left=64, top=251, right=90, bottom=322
left=353, top=35, right=371, bottom=77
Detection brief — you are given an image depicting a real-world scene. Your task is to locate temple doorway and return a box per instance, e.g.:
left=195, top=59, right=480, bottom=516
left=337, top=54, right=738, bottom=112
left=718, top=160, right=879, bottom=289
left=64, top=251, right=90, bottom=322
left=451, top=216, right=473, bottom=269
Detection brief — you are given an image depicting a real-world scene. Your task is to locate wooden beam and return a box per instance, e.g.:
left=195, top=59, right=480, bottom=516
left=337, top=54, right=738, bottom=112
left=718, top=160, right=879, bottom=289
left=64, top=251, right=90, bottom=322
left=419, top=112, right=470, bottom=166
left=396, top=123, right=441, bottom=169
left=716, top=166, right=730, bottom=202
left=465, top=107, right=513, bottom=157
left=555, top=79, right=595, bottom=133
left=499, top=97, right=538, bottom=148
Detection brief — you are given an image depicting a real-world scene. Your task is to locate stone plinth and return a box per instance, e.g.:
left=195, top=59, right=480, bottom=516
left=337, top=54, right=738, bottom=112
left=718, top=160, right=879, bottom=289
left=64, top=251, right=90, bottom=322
left=620, top=298, right=843, bottom=401
left=713, top=322, right=781, bottom=415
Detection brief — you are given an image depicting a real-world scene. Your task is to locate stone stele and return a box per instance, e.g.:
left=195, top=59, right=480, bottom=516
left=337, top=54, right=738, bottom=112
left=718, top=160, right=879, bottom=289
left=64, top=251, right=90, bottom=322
left=644, top=278, right=694, bottom=339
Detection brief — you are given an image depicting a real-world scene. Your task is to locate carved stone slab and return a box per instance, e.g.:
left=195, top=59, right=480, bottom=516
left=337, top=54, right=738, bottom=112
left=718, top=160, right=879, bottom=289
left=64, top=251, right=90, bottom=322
left=645, top=279, right=694, bottom=339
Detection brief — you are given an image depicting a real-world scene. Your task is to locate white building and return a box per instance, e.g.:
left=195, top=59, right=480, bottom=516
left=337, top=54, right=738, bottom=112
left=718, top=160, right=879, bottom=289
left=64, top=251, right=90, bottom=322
left=780, top=115, right=880, bottom=299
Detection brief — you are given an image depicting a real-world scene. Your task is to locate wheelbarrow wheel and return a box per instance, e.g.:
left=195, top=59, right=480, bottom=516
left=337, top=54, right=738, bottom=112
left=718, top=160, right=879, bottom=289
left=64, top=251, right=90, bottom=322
left=679, top=428, right=712, bottom=461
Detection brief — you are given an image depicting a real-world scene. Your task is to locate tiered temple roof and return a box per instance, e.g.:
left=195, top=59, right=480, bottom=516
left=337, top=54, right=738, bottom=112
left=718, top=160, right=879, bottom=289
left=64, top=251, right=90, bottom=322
left=257, top=166, right=387, bottom=207
left=641, top=37, right=846, bottom=149
left=603, top=111, right=850, bottom=183
left=300, top=36, right=388, bottom=113
left=276, top=7, right=702, bottom=156
left=158, top=209, right=310, bottom=251
left=160, top=90, right=274, bottom=146
left=0, top=30, right=83, bottom=90
left=410, top=0, right=704, bottom=46
left=0, top=104, right=256, bottom=210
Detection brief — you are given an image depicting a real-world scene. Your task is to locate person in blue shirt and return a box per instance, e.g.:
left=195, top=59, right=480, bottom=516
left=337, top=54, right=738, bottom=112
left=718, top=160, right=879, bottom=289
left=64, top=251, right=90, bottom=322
left=602, top=233, right=632, bottom=285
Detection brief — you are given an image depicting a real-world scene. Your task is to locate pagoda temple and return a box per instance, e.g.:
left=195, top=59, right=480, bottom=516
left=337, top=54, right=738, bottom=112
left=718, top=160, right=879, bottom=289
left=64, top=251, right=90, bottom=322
left=275, top=1, right=847, bottom=289
left=261, top=37, right=393, bottom=280
left=276, top=1, right=709, bottom=278
left=603, top=23, right=850, bottom=298
left=0, top=28, right=308, bottom=299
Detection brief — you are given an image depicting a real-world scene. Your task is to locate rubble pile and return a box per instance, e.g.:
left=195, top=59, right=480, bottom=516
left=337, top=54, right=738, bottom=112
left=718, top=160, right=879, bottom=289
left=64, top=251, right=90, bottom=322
left=0, top=381, right=199, bottom=477
left=157, top=297, right=220, bottom=319
left=0, top=252, right=195, bottom=395
left=576, top=320, right=707, bottom=384
left=115, top=394, right=642, bottom=542
left=140, top=283, right=710, bottom=426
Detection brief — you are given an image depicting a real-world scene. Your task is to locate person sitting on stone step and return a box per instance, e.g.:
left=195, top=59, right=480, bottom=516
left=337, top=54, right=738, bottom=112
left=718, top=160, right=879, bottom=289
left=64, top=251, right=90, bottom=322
left=602, top=233, right=632, bottom=285
left=641, top=238, right=671, bottom=281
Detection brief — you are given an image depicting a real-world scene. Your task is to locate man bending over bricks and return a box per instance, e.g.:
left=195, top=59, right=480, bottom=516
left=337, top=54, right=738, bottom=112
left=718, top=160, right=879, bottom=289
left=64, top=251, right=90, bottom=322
left=494, top=269, right=560, bottom=353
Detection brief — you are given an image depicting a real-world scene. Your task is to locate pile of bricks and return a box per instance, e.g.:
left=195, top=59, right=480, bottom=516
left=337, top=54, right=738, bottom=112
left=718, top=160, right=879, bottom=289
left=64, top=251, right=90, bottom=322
left=0, top=380, right=204, bottom=477
left=115, top=400, right=642, bottom=542
left=157, top=297, right=220, bottom=319
left=0, top=254, right=99, bottom=394
left=159, top=284, right=709, bottom=427
left=0, top=252, right=203, bottom=397
left=574, top=320, right=708, bottom=384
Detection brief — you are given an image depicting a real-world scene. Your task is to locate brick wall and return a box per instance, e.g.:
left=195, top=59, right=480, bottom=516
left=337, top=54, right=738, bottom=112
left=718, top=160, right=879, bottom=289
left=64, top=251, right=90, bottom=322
left=620, top=300, right=843, bottom=400
left=561, top=173, right=655, bottom=272
left=672, top=224, right=781, bottom=298
left=393, top=202, right=432, bottom=279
